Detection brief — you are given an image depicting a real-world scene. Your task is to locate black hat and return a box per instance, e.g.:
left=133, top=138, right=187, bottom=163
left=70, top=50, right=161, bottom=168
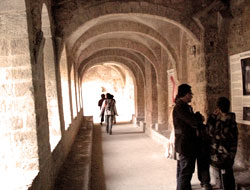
left=177, top=84, right=192, bottom=97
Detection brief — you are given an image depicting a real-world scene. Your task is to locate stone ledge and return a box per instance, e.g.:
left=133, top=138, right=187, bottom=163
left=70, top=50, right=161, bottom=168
left=54, top=117, right=93, bottom=190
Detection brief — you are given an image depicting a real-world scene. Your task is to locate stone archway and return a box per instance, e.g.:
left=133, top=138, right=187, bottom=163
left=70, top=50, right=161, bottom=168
left=54, top=1, right=204, bottom=130
left=81, top=56, right=145, bottom=123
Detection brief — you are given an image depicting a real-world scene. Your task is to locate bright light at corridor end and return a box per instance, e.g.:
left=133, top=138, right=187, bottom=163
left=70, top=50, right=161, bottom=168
left=82, top=64, right=135, bottom=124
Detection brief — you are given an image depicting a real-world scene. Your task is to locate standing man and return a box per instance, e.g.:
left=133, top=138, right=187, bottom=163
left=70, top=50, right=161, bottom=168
left=173, top=84, right=211, bottom=190
left=98, top=94, right=105, bottom=125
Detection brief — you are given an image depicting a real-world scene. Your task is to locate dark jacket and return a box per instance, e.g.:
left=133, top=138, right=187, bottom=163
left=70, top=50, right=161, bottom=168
left=98, top=98, right=105, bottom=108
left=173, top=99, right=204, bottom=156
left=206, top=112, right=238, bottom=169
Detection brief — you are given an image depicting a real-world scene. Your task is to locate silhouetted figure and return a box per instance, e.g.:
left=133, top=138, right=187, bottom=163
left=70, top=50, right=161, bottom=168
left=100, top=93, right=118, bottom=135
left=173, top=84, right=211, bottom=190
left=98, top=94, right=105, bottom=125
left=110, top=94, right=117, bottom=124
left=206, top=97, right=238, bottom=190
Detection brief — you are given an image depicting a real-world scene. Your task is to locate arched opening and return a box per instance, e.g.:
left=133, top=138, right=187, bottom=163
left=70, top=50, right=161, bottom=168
left=42, top=4, right=61, bottom=150
left=59, top=45, right=71, bottom=130
left=82, top=63, right=135, bottom=123
left=61, top=5, right=203, bottom=129
left=70, top=65, right=77, bottom=118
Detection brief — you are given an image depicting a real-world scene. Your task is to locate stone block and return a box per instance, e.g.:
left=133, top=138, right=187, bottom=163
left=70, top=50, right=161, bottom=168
left=11, top=55, right=31, bottom=67
left=10, top=39, right=29, bottom=55
left=12, top=67, right=32, bottom=80
left=13, top=132, right=38, bottom=158
left=0, top=83, right=14, bottom=97
left=0, top=39, right=10, bottom=56
left=0, top=14, right=28, bottom=38
left=0, top=57, right=10, bottom=67
left=10, top=115, right=23, bottom=130
left=25, top=113, right=36, bottom=129
left=14, top=81, right=33, bottom=97
left=0, top=0, right=26, bottom=12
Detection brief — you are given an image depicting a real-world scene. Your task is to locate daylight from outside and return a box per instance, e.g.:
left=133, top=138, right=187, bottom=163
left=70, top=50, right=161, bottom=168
left=82, top=63, right=135, bottom=123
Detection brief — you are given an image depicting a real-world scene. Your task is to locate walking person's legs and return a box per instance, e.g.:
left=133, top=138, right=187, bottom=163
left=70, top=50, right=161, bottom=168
left=105, top=115, right=109, bottom=133
left=101, top=112, right=104, bottom=125
left=108, top=115, right=114, bottom=135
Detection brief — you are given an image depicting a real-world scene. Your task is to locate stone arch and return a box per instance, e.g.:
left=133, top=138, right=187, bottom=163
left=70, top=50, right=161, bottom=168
left=80, top=56, right=145, bottom=121
left=55, top=1, right=204, bottom=128
left=70, top=20, right=178, bottom=68
left=59, top=45, right=72, bottom=130
left=61, top=1, right=201, bottom=42
left=77, top=38, right=158, bottom=74
left=75, top=70, right=81, bottom=113
left=78, top=48, right=150, bottom=122
left=70, top=65, right=77, bottom=119
left=76, top=40, right=158, bottom=117
left=54, top=0, right=204, bottom=129
left=42, top=4, right=61, bottom=151
left=78, top=49, right=146, bottom=81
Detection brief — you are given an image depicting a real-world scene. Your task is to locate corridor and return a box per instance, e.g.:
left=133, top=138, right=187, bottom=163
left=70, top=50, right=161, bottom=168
left=90, top=123, right=202, bottom=190
left=1, top=1, right=250, bottom=189
left=55, top=122, right=203, bottom=190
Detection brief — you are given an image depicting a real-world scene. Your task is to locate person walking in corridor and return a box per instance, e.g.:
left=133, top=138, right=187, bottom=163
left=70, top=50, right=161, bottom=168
left=206, top=97, right=238, bottom=190
left=173, top=84, right=211, bottom=190
left=98, top=94, right=106, bottom=125
left=110, top=94, right=117, bottom=124
left=100, top=93, right=118, bottom=135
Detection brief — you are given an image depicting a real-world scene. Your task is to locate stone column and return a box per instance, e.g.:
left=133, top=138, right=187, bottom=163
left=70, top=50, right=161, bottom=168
left=0, top=1, right=40, bottom=189
left=155, top=47, right=169, bottom=131
left=144, top=59, right=153, bottom=128
left=157, top=84, right=168, bottom=130
left=135, top=68, right=145, bottom=124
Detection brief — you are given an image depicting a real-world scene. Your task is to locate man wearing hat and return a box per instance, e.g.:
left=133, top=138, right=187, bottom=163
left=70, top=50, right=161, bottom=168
left=173, top=84, right=211, bottom=190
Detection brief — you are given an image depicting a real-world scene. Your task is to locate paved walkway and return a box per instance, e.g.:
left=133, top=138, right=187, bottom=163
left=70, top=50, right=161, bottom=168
left=90, top=123, right=202, bottom=190
left=54, top=122, right=250, bottom=190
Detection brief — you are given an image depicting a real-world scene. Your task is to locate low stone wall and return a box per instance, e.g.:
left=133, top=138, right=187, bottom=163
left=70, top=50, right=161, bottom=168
left=29, top=112, right=86, bottom=190
left=54, top=116, right=93, bottom=190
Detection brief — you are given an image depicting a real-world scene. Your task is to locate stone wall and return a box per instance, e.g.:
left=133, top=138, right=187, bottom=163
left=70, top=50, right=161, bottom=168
left=1, top=1, right=250, bottom=189
left=0, top=0, right=39, bottom=189
left=0, top=0, right=87, bottom=189
left=228, top=0, right=250, bottom=168
left=29, top=111, right=84, bottom=190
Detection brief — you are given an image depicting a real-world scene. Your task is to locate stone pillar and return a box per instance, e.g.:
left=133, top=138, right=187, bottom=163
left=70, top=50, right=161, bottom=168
left=195, top=2, right=231, bottom=114
left=144, top=59, right=153, bottom=128
left=157, top=84, right=168, bottom=130
left=59, top=45, right=72, bottom=130
left=0, top=1, right=39, bottom=189
left=135, top=68, right=145, bottom=124
left=151, top=65, right=158, bottom=125
left=158, top=46, right=172, bottom=131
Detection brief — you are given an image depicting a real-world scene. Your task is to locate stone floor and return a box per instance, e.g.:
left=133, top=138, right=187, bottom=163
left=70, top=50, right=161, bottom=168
left=54, top=122, right=250, bottom=190
left=90, top=123, right=201, bottom=190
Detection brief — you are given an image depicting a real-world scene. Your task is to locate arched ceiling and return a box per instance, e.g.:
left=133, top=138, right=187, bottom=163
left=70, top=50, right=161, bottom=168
left=53, top=1, right=202, bottom=82
left=79, top=49, right=146, bottom=81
